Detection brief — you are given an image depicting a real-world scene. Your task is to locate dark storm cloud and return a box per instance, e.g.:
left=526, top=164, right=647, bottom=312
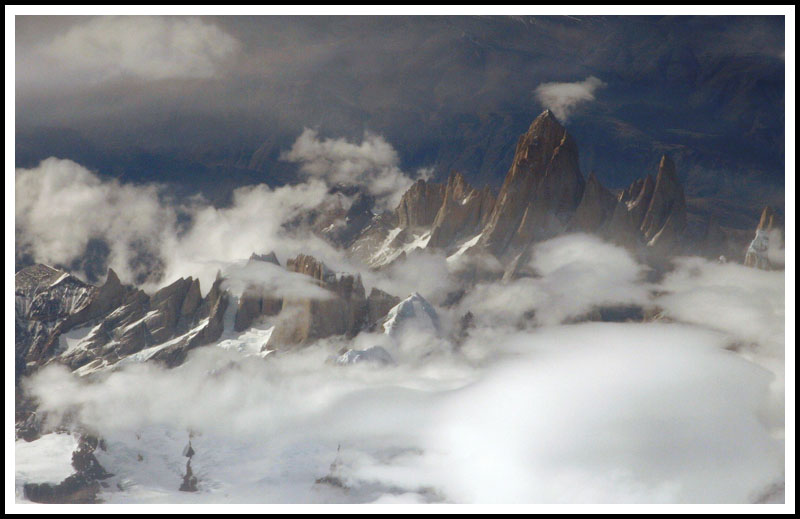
left=14, top=15, right=786, bottom=212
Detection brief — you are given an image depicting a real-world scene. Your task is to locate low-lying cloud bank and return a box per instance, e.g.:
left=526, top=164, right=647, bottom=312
left=18, top=228, right=786, bottom=503
left=23, top=320, right=783, bottom=503
left=15, top=132, right=428, bottom=291
left=459, top=234, right=650, bottom=327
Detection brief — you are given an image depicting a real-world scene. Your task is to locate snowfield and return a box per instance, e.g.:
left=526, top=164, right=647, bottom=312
left=15, top=237, right=787, bottom=505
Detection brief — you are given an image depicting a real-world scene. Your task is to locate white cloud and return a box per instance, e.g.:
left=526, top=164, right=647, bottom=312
left=15, top=158, right=176, bottom=285
left=534, top=76, right=606, bottom=122
left=41, top=16, right=240, bottom=81
left=161, top=179, right=339, bottom=291
left=282, top=129, right=418, bottom=211
left=14, top=158, right=344, bottom=291
left=656, top=257, right=786, bottom=432
left=221, top=260, right=333, bottom=301
left=14, top=159, right=786, bottom=504
left=460, top=233, right=651, bottom=327
left=23, top=321, right=782, bottom=503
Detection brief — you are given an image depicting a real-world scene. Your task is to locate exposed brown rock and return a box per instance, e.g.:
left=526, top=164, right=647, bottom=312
left=571, top=171, right=617, bottom=233
left=428, top=172, right=496, bottom=250
left=268, top=255, right=371, bottom=348
left=479, top=110, right=585, bottom=257
left=146, top=277, right=197, bottom=344
left=394, top=179, right=446, bottom=229
left=367, top=287, right=401, bottom=325
left=641, top=155, right=686, bottom=243
left=23, top=434, right=112, bottom=504
left=233, top=252, right=284, bottom=331
left=249, top=251, right=281, bottom=266
left=757, top=205, right=777, bottom=232
left=603, top=156, right=687, bottom=253
left=744, top=206, right=783, bottom=269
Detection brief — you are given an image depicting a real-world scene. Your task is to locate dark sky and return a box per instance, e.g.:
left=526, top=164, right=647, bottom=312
left=15, top=15, right=786, bottom=216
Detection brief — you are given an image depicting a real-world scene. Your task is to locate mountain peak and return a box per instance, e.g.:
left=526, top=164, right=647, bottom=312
left=527, top=108, right=566, bottom=137
left=249, top=251, right=280, bottom=266
left=657, top=154, right=678, bottom=182
left=757, top=206, right=776, bottom=231
left=479, top=110, right=583, bottom=256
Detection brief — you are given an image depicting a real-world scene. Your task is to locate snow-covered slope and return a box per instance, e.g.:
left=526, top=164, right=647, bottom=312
left=381, top=292, right=440, bottom=337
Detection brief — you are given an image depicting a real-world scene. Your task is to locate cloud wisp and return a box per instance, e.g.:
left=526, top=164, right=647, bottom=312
left=534, top=76, right=606, bottom=122
left=282, top=129, right=420, bottom=212
left=38, top=16, right=240, bottom=82
left=14, top=158, right=342, bottom=291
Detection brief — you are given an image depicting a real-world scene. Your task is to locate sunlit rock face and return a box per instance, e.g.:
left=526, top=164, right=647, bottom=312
left=343, top=111, right=705, bottom=277
left=479, top=109, right=585, bottom=258
left=266, top=255, right=399, bottom=349
left=394, top=179, right=446, bottom=230
left=428, top=172, right=495, bottom=251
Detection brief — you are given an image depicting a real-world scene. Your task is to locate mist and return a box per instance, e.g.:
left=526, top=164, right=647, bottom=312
left=17, top=222, right=786, bottom=503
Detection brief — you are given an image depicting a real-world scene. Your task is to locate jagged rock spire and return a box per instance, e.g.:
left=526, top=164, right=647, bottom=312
left=428, top=171, right=496, bottom=249
left=478, top=109, right=585, bottom=257
left=394, top=179, right=446, bottom=229
left=641, top=154, right=686, bottom=242
left=571, top=171, right=617, bottom=233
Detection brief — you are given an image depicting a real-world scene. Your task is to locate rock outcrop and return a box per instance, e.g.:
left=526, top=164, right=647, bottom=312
left=602, top=155, right=687, bottom=253
left=367, top=287, right=401, bottom=326
left=428, top=172, right=496, bottom=250
left=479, top=110, right=585, bottom=257
left=571, top=171, right=617, bottom=233
left=380, top=292, right=440, bottom=337
left=744, top=206, right=784, bottom=270
left=345, top=112, right=694, bottom=273
left=268, top=255, right=375, bottom=348
left=394, top=179, right=446, bottom=230
left=23, top=434, right=112, bottom=504
left=15, top=264, right=230, bottom=376
left=640, top=155, right=687, bottom=251
left=14, top=265, right=129, bottom=378
left=234, top=253, right=284, bottom=332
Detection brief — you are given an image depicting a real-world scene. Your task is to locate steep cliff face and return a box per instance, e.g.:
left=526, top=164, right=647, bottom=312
left=479, top=110, right=585, bottom=257
left=15, top=264, right=230, bottom=376
left=602, top=155, right=687, bottom=253
left=640, top=155, right=687, bottom=251
left=15, top=265, right=101, bottom=376
left=571, top=171, right=617, bottom=233
left=345, top=111, right=696, bottom=271
left=234, top=253, right=283, bottom=332
left=367, top=287, right=401, bottom=326
left=267, top=255, right=375, bottom=348
left=394, top=179, right=446, bottom=230
left=428, top=172, right=496, bottom=250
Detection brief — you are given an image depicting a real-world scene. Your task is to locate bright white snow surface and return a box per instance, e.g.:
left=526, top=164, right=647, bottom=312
left=15, top=433, right=78, bottom=501
left=17, top=235, right=786, bottom=504
left=382, top=292, right=440, bottom=337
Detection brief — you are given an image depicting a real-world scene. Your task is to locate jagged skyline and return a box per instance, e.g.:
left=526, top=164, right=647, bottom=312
left=12, top=9, right=791, bottom=509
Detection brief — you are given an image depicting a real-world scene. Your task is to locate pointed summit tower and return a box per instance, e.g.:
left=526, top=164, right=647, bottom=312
left=478, top=109, right=585, bottom=257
